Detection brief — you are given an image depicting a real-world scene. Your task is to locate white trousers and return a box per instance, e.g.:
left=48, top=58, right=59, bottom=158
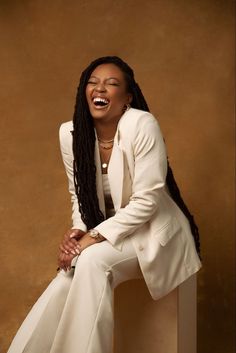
left=7, top=236, right=143, bottom=353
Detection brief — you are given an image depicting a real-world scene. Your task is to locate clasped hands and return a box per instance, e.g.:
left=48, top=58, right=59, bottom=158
left=58, top=229, right=104, bottom=271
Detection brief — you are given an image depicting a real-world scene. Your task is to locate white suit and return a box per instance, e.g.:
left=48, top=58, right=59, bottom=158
left=7, top=108, right=201, bottom=353
left=60, top=107, right=201, bottom=299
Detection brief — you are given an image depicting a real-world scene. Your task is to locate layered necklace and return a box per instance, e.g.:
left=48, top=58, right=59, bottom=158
left=98, top=137, right=114, bottom=171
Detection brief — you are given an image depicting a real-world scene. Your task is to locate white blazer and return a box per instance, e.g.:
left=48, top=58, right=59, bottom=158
left=59, top=108, right=202, bottom=300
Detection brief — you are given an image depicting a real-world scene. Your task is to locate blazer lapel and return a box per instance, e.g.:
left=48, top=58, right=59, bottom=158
left=108, top=133, right=124, bottom=211
left=94, top=137, right=106, bottom=217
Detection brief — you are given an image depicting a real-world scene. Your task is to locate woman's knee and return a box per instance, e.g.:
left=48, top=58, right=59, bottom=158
left=52, top=270, right=73, bottom=297
left=74, top=244, right=109, bottom=274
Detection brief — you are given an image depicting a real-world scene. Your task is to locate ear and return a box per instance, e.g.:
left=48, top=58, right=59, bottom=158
left=127, top=93, right=133, bottom=104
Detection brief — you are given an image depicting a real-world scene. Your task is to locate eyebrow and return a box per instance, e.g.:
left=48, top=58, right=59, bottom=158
left=89, top=76, right=120, bottom=82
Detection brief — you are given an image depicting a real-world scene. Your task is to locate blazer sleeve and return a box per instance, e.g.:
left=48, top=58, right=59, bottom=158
left=59, top=122, right=87, bottom=232
left=95, top=113, right=168, bottom=247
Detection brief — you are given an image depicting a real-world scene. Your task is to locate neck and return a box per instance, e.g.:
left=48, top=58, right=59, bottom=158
left=94, top=118, right=119, bottom=140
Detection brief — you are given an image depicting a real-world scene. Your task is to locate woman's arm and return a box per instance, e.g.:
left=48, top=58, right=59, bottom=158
left=95, top=113, right=168, bottom=247
left=59, top=122, right=87, bottom=232
left=58, top=122, right=88, bottom=270
left=58, top=122, right=106, bottom=270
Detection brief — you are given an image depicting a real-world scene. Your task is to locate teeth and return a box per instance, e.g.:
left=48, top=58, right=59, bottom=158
left=93, top=97, right=109, bottom=104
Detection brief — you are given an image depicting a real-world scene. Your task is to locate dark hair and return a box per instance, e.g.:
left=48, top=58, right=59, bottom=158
left=72, top=55, right=200, bottom=256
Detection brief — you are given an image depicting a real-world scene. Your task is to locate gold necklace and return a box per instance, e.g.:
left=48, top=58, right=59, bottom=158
left=101, top=155, right=111, bottom=171
left=98, top=137, right=114, bottom=144
left=98, top=142, right=113, bottom=150
left=99, top=146, right=112, bottom=171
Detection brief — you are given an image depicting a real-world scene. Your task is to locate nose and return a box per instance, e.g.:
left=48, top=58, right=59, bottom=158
left=94, top=82, right=106, bottom=92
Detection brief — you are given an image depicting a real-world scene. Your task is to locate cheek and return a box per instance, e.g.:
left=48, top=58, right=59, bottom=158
left=85, top=86, right=91, bottom=103
left=112, top=90, right=129, bottom=105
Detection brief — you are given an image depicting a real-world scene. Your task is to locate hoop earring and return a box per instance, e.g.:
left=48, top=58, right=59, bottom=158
left=123, top=103, right=131, bottom=112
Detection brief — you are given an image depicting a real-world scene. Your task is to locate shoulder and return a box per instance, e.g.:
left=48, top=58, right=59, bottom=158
left=118, top=108, right=163, bottom=141
left=59, top=120, right=73, bottom=138
left=59, top=121, right=73, bottom=154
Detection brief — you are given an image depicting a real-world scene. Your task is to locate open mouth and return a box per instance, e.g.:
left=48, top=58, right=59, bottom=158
left=92, top=97, right=110, bottom=107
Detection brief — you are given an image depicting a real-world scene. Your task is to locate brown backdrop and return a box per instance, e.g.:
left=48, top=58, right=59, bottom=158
left=0, top=1, right=235, bottom=352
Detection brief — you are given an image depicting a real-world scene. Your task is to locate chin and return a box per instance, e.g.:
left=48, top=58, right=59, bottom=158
left=90, top=112, right=107, bottom=120
left=89, top=108, right=110, bottom=120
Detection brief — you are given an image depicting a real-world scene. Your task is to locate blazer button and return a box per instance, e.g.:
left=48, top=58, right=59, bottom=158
left=138, top=245, right=144, bottom=251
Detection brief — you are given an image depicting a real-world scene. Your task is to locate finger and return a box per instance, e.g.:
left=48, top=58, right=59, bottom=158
left=68, top=238, right=78, bottom=246
left=64, top=254, right=74, bottom=271
left=58, top=253, right=65, bottom=270
left=59, top=244, right=70, bottom=254
left=61, top=242, right=77, bottom=254
left=64, top=229, right=80, bottom=240
left=60, top=242, right=76, bottom=254
left=59, top=253, right=68, bottom=269
left=69, top=230, right=79, bottom=238
left=61, top=253, right=69, bottom=271
left=63, top=244, right=77, bottom=255
left=74, top=245, right=81, bottom=255
left=69, top=229, right=86, bottom=240
left=63, top=239, right=78, bottom=249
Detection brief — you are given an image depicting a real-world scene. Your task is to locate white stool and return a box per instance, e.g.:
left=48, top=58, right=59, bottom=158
left=114, top=274, right=197, bottom=353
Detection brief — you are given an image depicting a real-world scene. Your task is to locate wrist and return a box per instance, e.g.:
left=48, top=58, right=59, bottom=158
left=88, top=229, right=105, bottom=242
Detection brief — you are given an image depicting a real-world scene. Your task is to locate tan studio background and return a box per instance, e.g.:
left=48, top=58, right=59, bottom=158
left=0, top=1, right=235, bottom=352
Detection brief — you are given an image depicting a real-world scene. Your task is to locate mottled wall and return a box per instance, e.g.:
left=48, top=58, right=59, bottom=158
left=0, top=1, right=234, bottom=352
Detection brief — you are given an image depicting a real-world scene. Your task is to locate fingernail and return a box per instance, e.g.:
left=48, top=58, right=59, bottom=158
left=75, top=249, right=81, bottom=254
left=71, top=250, right=76, bottom=255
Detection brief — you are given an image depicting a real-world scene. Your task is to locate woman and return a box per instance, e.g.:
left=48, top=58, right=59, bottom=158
left=8, top=56, right=201, bottom=353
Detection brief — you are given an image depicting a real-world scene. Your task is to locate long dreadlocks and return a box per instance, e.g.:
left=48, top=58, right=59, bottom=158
left=72, top=56, right=201, bottom=256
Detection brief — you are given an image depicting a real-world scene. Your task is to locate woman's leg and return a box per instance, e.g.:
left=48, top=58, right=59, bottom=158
left=7, top=270, right=74, bottom=353
left=50, top=236, right=142, bottom=353
left=8, top=235, right=142, bottom=353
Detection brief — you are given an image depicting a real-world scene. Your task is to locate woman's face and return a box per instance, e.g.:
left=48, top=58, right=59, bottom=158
left=85, top=63, right=132, bottom=123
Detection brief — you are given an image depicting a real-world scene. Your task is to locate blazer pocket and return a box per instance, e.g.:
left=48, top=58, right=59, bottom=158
left=154, top=217, right=181, bottom=246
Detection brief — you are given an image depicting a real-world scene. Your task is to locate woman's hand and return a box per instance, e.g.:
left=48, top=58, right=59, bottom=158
left=59, top=228, right=85, bottom=255
left=58, top=228, right=85, bottom=271
left=58, top=230, right=105, bottom=271
left=58, top=251, right=76, bottom=271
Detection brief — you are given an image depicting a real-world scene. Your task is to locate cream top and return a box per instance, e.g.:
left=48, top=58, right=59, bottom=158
left=102, top=174, right=115, bottom=218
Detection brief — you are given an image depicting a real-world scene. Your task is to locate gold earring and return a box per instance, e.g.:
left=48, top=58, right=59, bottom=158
left=123, top=103, right=131, bottom=112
